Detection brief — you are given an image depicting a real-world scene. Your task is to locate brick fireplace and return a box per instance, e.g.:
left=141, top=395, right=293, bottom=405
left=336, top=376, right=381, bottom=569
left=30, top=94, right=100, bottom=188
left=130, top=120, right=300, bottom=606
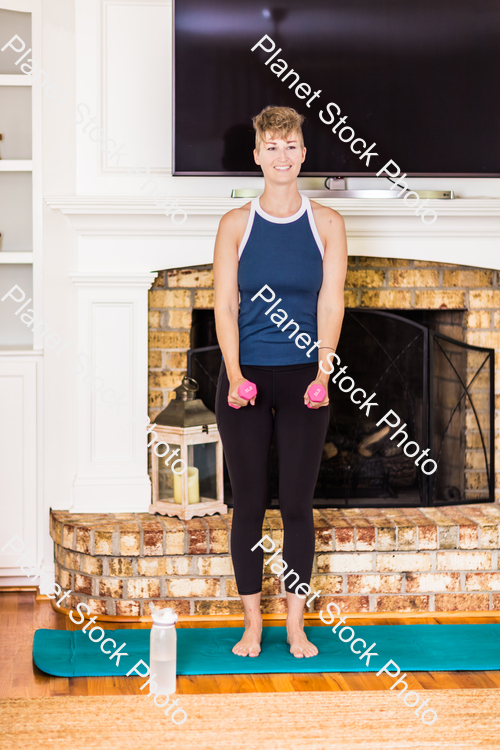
left=147, top=257, right=499, bottom=503
left=48, top=247, right=500, bottom=619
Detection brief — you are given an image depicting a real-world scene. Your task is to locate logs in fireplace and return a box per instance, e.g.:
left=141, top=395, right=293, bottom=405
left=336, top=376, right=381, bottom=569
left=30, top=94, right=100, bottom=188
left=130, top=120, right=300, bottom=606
left=187, top=309, right=494, bottom=508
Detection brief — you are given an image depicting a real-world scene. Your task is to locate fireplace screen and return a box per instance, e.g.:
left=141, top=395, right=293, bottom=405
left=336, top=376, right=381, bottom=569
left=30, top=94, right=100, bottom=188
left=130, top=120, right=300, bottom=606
left=187, top=310, right=494, bottom=508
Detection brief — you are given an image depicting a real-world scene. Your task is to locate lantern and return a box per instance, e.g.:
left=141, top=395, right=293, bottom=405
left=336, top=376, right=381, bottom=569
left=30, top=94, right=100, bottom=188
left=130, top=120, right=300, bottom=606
left=148, top=376, right=227, bottom=520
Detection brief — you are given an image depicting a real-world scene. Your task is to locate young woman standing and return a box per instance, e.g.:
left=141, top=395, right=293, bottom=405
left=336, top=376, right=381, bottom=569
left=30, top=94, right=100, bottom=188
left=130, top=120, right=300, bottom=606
left=214, top=106, right=347, bottom=658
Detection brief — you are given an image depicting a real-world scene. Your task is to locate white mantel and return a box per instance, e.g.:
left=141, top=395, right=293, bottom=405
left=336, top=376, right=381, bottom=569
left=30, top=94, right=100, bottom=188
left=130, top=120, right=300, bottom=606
left=46, top=195, right=500, bottom=273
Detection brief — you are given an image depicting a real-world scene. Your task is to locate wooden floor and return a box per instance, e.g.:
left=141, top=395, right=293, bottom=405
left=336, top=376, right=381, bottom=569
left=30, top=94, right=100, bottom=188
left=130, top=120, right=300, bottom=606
left=3, top=591, right=500, bottom=698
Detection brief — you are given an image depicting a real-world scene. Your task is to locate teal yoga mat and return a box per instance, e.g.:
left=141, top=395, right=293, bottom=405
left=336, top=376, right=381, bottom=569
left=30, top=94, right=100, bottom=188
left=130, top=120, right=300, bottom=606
left=33, top=624, right=500, bottom=677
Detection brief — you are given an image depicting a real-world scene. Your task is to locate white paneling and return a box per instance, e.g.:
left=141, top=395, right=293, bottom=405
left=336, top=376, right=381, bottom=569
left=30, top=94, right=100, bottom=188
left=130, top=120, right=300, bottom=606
left=0, top=374, right=24, bottom=523
left=75, top=0, right=100, bottom=193
left=78, top=234, right=215, bottom=271
left=70, top=272, right=154, bottom=512
left=102, top=1, right=171, bottom=173
left=92, top=302, right=132, bottom=461
left=0, top=358, right=37, bottom=573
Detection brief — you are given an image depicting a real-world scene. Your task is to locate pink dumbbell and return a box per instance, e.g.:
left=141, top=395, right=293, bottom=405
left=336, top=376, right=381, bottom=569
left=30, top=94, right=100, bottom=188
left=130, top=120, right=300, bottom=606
left=229, top=380, right=258, bottom=409
left=307, top=383, right=326, bottom=408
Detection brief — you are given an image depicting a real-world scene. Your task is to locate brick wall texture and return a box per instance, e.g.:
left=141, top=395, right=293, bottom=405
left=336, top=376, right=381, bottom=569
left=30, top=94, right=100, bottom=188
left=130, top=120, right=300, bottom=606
left=148, top=258, right=500, bottom=501
left=51, top=504, right=500, bottom=618
left=148, top=267, right=214, bottom=411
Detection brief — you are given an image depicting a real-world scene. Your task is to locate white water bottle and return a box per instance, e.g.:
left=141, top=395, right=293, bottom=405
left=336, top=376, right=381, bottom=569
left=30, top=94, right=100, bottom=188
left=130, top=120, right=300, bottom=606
left=150, top=605, right=178, bottom=695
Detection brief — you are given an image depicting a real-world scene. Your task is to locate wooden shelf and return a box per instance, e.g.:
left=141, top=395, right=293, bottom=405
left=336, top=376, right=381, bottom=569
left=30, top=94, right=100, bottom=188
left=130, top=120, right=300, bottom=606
left=0, top=160, right=32, bottom=171
left=0, top=252, right=33, bottom=263
left=0, top=74, right=32, bottom=86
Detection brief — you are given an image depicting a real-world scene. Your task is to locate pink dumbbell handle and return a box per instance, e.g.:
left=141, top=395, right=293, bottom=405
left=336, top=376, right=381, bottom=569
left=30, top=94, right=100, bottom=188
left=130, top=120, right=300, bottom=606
left=307, top=383, right=326, bottom=408
left=229, top=380, right=258, bottom=409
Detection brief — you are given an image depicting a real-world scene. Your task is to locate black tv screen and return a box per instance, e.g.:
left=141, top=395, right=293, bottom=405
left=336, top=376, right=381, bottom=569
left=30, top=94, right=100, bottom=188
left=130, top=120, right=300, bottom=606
left=173, top=0, right=500, bottom=176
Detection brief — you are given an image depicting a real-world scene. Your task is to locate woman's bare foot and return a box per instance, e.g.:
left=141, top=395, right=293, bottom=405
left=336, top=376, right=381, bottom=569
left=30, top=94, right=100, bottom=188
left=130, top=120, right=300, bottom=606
left=285, top=590, right=318, bottom=658
left=232, top=624, right=262, bottom=657
left=233, top=592, right=263, bottom=657
left=286, top=626, right=319, bottom=658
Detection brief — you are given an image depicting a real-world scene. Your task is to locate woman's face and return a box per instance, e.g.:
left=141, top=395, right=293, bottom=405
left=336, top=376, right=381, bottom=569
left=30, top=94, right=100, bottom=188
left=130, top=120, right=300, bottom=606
left=253, top=131, right=306, bottom=183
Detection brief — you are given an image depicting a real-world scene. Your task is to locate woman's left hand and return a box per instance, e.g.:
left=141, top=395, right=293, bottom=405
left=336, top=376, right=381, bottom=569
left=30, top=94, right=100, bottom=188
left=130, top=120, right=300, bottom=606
left=304, top=380, right=330, bottom=409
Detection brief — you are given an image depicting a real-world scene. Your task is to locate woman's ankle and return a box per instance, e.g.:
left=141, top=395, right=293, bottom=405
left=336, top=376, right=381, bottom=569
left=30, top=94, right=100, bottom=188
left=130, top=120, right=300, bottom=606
left=240, top=591, right=263, bottom=629
left=286, top=618, right=305, bottom=632
left=243, top=615, right=262, bottom=630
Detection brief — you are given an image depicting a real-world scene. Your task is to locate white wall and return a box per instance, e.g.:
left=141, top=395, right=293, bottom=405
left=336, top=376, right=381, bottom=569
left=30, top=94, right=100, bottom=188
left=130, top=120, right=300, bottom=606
left=40, top=0, right=77, bottom=590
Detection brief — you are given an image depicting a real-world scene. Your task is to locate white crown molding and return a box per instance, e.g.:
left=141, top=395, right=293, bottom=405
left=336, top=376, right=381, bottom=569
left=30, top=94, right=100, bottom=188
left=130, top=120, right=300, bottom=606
left=45, top=195, right=500, bottom=216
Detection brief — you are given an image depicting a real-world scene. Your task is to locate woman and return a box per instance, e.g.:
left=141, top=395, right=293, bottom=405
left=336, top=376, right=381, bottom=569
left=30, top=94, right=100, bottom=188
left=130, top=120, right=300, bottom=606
left=213, top=106, right=347, bottom=659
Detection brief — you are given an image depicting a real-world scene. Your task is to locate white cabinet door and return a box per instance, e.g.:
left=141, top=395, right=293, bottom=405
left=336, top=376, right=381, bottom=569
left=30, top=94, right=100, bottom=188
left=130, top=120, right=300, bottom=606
left=0, top=358, right=38, bottom=576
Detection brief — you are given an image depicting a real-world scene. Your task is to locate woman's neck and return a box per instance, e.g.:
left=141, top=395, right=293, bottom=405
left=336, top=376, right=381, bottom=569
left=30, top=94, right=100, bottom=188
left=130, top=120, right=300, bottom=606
left=258, top=184, right=302, bottom=218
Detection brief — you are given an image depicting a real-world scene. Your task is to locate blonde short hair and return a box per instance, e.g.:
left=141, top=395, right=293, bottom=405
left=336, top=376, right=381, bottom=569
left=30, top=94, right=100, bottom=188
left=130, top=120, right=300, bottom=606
left=252, top=106, right=305, bottom=151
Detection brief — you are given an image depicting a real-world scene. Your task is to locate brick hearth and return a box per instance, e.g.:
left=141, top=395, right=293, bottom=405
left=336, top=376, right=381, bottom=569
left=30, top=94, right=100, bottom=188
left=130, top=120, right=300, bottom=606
left=51, top=504, right=500, bottom=618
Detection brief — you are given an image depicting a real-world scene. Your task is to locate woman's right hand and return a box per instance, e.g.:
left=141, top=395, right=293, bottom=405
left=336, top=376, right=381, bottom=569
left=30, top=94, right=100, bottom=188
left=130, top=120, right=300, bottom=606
left=227, top=377, right=257, bottom=409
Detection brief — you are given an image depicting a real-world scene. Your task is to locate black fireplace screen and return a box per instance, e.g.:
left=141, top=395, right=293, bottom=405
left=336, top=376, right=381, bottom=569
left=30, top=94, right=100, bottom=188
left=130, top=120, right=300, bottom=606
left=187, top=310, right=494, bottom=508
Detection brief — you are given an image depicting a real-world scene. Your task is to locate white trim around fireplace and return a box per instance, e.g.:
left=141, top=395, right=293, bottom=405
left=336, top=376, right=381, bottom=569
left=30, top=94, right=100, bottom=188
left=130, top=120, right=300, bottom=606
left=69, top=272, right=156, bottom=513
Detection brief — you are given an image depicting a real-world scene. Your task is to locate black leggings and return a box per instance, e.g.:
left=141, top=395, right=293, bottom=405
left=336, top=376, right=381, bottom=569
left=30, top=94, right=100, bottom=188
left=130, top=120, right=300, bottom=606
left=215, top=361, right=330, bottom=595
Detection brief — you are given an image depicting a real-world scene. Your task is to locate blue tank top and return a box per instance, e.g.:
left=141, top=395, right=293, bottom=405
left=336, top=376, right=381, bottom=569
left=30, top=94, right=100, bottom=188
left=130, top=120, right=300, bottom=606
left=236, top=194, right=324, bottom=366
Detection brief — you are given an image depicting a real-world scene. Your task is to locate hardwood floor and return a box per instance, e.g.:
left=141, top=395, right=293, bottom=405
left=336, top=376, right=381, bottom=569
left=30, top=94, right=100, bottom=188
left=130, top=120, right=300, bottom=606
left=2, top=591, right=500, bottom=698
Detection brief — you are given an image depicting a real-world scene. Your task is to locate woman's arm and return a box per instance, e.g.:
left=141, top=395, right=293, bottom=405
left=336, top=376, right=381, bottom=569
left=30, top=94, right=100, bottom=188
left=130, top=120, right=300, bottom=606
left=316, top=209, right=348, bottom=382
left=213, top=207, right=256, bottom=407
left=305, top=206, right=348, bottom=406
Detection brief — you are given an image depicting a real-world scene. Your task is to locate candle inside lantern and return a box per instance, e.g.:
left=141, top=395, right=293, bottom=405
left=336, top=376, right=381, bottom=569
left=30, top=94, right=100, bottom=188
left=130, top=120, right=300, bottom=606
left=173, top=466, right=200, bottom=504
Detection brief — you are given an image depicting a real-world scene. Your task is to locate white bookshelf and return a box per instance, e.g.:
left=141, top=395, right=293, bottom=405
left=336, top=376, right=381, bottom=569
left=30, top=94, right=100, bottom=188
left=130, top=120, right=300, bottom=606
left=0, top=0, right=42, bottom=587
left=0, top=4, right=37, bottom=322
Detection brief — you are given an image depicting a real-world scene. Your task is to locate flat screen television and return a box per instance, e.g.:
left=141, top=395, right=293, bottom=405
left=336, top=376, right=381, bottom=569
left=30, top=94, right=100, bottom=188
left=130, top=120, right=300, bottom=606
left=173, top=0, right=500, bottom=177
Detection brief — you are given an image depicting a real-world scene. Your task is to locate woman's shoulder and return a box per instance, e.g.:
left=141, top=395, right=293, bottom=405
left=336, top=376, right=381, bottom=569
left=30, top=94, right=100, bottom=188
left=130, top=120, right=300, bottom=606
left=308, top=198, right=344, bottom=228
left=308, top=198, right=346, bottom=256
left=222, top=200, right=252, bottom=221
left=218, top=201, right=253, bottom=237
